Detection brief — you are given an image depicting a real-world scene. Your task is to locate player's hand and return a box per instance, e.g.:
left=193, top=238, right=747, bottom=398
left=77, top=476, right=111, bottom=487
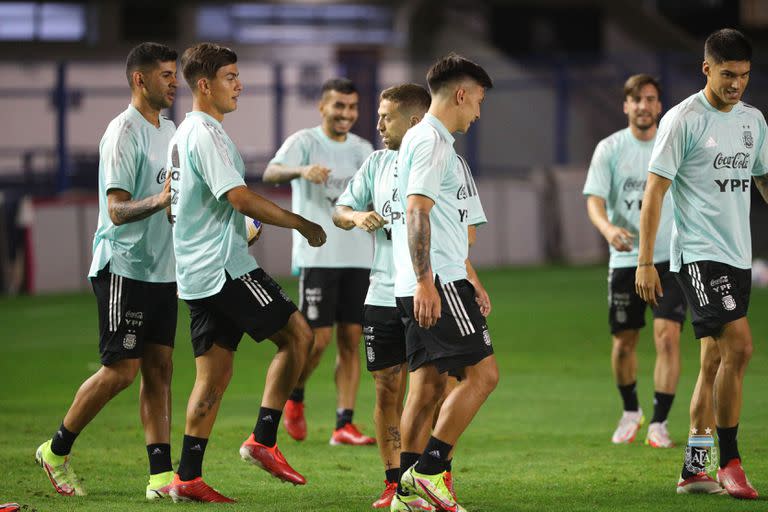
left=299, top=220, right=327, bottom=247
left=474, top=283, right=492, bottom=317
left=635, top=265, right=663, bottom=307
left=301, top=165, right=331, bottom=184
left=605, top=226, right=634, bottom=252
left=354, top=211, right=388, bottom=233
left=159, top=171, right=172, bottom=208
left=414, top=280, right=440, bottom=328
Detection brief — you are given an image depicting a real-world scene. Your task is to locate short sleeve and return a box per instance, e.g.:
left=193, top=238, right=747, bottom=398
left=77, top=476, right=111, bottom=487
left=103, top=122, right=139, bottom=195
left=751, top=114, right=768, bottom=177
left=336, top=154, right=375, bottom=210
left=406, top=134, right=444, bottom=202
left=269, top=131, right=309, bottom=168
left=193, top=124, right=246, bottom=200
left=649, top=110, right=687, bottom=180
left=582, top=139, right=613, bottom=199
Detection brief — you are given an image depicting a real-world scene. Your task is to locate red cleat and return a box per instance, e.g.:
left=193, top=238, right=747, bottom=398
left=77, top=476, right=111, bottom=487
left=717, top=459, right=759, bottom=499
left=283, top=399, right=307, bottom=441
left=676, top=472, right=724, bottom=494
left=372, top=480, right=398, bottom=508
left=0, top=504, right=20, bottom=512
left=239, top=434, right=306, bottom=485
left=168, top=474, right=235, bottom=503
left=330, top=423, right=376, bottom=446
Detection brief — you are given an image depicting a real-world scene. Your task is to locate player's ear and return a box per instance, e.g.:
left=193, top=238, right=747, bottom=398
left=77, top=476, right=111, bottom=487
left=131, top=70, right=143, bottom=89
left=455, top=85, right=465, bottom=105
left=702, top=61, right=710, bottom=78
left=197, top=77, right=209, bottom=95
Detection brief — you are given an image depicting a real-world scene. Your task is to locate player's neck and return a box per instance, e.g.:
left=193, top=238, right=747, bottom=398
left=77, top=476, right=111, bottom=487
left=427, top=102, right=459, bottom=133
left=131, top=97, right=161, bottom=128
left=704, top=85, right=735, bottom=112
left=629, top=123, right=656, bottom=142
left=192, top=98, right=224, bottom=123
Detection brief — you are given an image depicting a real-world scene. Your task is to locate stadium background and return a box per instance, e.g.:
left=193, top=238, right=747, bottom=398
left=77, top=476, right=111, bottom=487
left=0, top=1, right=767, bottom=510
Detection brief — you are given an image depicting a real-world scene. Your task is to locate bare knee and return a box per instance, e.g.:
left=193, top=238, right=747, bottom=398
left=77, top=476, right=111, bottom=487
left=722, top=340, right=753, bottom=369
left=101, top=360, right=140, bottom=393
left=612, top=333, right=638, bottom=360
left=374, top=366, right=404, bottom=410
left=142, top=352, right=173, bottom=386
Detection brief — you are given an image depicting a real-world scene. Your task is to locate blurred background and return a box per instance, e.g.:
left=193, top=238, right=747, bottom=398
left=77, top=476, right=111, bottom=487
left=1, top=0, right=768, bottom=294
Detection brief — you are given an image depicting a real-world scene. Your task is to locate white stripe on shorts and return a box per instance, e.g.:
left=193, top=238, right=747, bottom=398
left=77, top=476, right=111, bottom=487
left=441, top=282, right=475, bottom=337
left=447, top=281, right=476, bottom=335
left=240, top=274, right=272, bottom=307
left=688, top=263, right=709, bottom=307
left=109, top=273, right=123, bottom=332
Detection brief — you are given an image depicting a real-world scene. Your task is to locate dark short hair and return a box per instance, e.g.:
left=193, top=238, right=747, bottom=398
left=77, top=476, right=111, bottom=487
left=623, top=74, right=661, bottom=100
left=321, top=78, right=357, bottom=96
left=380, top=83, right=431, bottom=114
left=181, top=42, right=237, bottom=90
left=705, top=28, right=752, bottom=64
left=125, top=42, right=177, bottom=86
left=426, top=53, right=493, bottom=94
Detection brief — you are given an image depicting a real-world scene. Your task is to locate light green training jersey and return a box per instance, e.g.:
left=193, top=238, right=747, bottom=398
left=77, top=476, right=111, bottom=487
left=88, top=105, right=175, bottom=283
left=392, top=114, right=485, bottom=297
left=649, top=91, right=768, bottom=271
left=169, top=111, right=257, bottom=300
left=583, top=127, right=674, bottom=268
left=270, top=126, right=374, bottom=271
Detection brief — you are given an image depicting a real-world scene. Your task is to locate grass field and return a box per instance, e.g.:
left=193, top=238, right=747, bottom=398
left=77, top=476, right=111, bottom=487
left=1, top=266, right=767, bottom=511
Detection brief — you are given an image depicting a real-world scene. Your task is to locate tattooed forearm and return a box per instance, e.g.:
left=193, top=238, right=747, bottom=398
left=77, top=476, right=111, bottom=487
left=408, top=208, right=432, bottom=282
left=755, top=174, right=768, bottom=204
left=109, top=195, right=165, bottom=225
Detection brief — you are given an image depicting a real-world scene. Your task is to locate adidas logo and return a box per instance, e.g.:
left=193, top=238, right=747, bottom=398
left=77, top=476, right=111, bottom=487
left=56, top=430, right=63, bottom=438
left=151, top=448, right=163, bottom=455
left=705, top=136, right=718, bottom=148
left=428, top=450, right=441, bottom=458
left=191, top=444, right=202, bottom=451
left=263, top=415, right=273, bottom=423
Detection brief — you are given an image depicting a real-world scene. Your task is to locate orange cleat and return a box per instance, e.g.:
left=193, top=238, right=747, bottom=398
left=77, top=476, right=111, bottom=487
left=283, top=400, right=307, bottom=441
left=168, top=474, right=235, bottom=503
left=329, top=423, right=376, bottom=446
left=717, top=459, right=759, bottom=500
left=239, top=434, right=306, bottom=485
left=372, top=480, right=397, bottom=508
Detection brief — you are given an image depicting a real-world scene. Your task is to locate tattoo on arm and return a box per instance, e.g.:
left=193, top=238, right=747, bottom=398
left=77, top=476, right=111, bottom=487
left=408, top=208, right=432, bottom=281
left=109, top=195, right=163, bottom=225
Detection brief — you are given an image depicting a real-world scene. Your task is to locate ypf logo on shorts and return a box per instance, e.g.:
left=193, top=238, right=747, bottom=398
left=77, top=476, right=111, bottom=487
left=123, top=333, right=137, bottom=350
left=722, top=295, right=737, bottom=311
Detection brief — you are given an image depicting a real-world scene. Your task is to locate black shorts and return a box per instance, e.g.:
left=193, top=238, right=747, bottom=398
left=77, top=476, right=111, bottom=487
left=363, top=305, right=407, bottom=372
left=608, top=261, right=686, bottom=334
left=299, top=267, right=369, bottom=328
left=186, top=268, right=298, bottom=356
left=674, top=260, right=751, bottom=339
left=91, top=264, right=177, bottom=366
left=396, top=277, right=493, bottom=374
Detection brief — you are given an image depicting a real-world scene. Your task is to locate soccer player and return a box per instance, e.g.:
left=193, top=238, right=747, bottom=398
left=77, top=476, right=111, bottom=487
left=636, top=28, right=768, bottom=499
left=263, top=78, right=375, bottom=445
left=166, top=43, right=326, bottom=503
left=35, top=42, right=179, bottom=500
left=391, top=54, right=498, bottom=512
left=583, top=74, right=686, bottom=448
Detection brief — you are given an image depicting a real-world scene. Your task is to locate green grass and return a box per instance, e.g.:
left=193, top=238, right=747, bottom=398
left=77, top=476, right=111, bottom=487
left=1, top=266, right=767, bottom=511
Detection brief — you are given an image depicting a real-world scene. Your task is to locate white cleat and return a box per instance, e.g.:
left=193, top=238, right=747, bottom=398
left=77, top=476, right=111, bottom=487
left=611, top=409, right=644, bottom=444
left=645, top=421, right=675, bottom=448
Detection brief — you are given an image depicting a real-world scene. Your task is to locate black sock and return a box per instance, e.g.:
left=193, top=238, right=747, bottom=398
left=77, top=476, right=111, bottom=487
left=618, top=382, right=639, bottom=412
left=50, top=423, right=79, bottom=456
left=385, top=468, right=399, bottom=485
left=415, top=436, right=453, bottom=475
left=253, top=407, right=282, bottom=448
left=717, top=425, right=741, bottom=468
left=336, top=408, right=353, bottom=429
left=289, top=388, right=305, bottom=403
left=178, top=435, right=208, bottom=481
left=446, top=458, right=453, bottom=472
left=651, top=392, right=675, bottom=424
left=397, top=452, right=420, bottom=496
left=147, top=443, right=173, bottom=475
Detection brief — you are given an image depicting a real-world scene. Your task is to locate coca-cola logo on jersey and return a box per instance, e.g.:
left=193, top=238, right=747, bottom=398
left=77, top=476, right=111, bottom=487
left=713, top=152, right=750, bottom=169
left=623, top=178, right=646, bottom=193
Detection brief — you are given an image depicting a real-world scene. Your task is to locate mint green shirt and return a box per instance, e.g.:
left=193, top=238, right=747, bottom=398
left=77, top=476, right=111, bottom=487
left=583, top=127, right=674, bottom=268
left=392, top=114, right=485, bottom=297
left=88, top=105, right=175, bottom=283
left=650, top=91, right=768, bottom=271
left=270, top=126, right=374, bottom=270
left=169, top=111, right=257, bottom=300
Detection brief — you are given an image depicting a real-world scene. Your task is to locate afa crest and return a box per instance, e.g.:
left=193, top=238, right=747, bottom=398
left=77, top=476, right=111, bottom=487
left=743, top=129, right=754, bottom=149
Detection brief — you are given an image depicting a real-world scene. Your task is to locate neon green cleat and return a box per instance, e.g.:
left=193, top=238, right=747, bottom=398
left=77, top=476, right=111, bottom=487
left=400, top=467, right=464, bottom=512
left=146, top=470, right=175, bottom=500
left=389, top=491, right=436, bottom=511
left=35, top=440, right=86, bottom=496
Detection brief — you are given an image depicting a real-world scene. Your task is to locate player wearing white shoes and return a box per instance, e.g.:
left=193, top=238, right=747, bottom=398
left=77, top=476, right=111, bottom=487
left=167, top=43, right=326, bottom=503
left=264, top=78, right=375, bottom=445
left=637, top=28, right=768, bottom=499
left=391, top=54, right=497, bottom=512
left=584, top=74, right=686, bottom=448
left=35, top=42, right=179, bottom=500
